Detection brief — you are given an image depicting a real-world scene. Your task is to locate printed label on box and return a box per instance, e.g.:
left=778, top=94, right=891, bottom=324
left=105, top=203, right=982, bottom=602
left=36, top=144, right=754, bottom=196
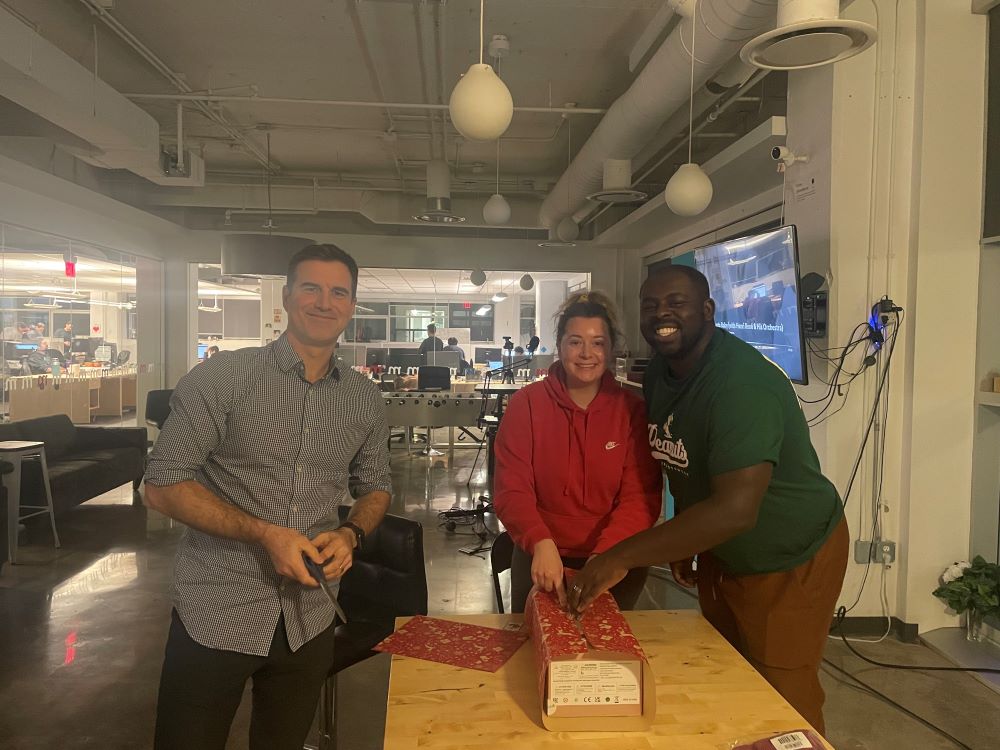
left=769, top=732, right=813, bottom=750
left=546, top=659, right=641, bottom=715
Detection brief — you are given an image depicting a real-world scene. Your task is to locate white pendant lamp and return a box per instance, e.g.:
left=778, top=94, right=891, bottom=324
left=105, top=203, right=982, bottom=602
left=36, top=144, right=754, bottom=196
left=665, top=0, right=713, bottom=217
left=483, top=139, right=511, bottom=224
left=449, top=0, right=513, bottom=141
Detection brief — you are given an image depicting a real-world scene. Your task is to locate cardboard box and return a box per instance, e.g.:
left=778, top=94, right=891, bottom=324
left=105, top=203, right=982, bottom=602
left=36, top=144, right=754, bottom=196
left=525, top=585, right=656, bottom=731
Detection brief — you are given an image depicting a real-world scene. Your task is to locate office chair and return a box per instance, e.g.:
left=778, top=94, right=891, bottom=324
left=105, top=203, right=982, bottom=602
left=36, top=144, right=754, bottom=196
left=144, top=389, right=174, bottom=431
left=312, top=507, right=428, bottom=750
left=116, top=350, right=131, bottom=366
left=490, top=531, right=514, bottom=614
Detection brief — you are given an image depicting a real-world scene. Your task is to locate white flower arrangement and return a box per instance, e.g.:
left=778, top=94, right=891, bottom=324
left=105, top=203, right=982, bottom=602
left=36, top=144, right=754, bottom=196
left=941, top=560, right=972, bottom=584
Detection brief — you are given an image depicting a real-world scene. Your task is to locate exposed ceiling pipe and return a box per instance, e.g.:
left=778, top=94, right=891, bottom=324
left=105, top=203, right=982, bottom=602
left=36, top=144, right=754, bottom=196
left=346, top=0, right=406, bottom=191
left=122, top=92, right=606, bottom=115
left=411, top=0, right=439, bottom=159
left=538, top=0, right=778, bottom=230
left=75, top=0, right=271, bottom=170
left=630, top=57, right=761, bottom=174
left=433, top=1, right=449, bottom=162
left=584, top=67, right=769, bottom=229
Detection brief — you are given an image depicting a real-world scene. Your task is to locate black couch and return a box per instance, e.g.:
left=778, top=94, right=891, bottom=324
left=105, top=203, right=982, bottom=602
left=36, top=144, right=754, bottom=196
left=0, top=415, right=147, bottom=516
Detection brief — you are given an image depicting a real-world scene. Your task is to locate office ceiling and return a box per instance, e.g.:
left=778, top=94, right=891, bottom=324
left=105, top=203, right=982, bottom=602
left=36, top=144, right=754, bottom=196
left=0, top=0, right=786, bottom=235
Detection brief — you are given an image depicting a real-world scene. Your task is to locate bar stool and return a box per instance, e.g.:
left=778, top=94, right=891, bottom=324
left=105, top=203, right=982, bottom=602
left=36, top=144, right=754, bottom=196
left=0, top=441, right=60, bottom=564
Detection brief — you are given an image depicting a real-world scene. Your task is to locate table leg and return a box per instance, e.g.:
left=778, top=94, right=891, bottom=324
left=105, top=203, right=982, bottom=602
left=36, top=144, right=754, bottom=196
left=37, top=449, right=60, bottom=549
left=4, top=456, right=22, bottom=565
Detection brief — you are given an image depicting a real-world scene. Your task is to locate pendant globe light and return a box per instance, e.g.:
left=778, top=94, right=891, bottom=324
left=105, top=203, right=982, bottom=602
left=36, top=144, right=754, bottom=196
left=483, top=139, right=511, bottom=224
left=664, top=1, right=713, bottom=217
left=449, top=0, right=513, bottom=141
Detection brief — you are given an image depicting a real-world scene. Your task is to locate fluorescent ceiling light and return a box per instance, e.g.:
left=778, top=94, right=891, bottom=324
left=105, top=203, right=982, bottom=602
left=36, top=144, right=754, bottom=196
left=491, top=293, right=508, bottom=302
left=474, top=306, right=491, bottom=316
left=198, top=298, right=222, bottom=313
left=727, top=255, right=757, bottom=266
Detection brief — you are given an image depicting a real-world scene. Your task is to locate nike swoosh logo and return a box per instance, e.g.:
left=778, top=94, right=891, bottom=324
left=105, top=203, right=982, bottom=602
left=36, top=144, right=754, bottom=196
left=605, top=442, right=619, bottom=450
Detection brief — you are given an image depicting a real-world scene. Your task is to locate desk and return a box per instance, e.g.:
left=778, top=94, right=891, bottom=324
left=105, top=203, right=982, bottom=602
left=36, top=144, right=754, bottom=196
left=5, top=371, right=136, bottom=423
left=383, top=611, right=831, bottom=750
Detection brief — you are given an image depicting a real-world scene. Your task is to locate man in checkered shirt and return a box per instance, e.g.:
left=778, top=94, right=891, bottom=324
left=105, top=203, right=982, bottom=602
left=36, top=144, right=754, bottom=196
left=145, top=244, right=391, bottom=750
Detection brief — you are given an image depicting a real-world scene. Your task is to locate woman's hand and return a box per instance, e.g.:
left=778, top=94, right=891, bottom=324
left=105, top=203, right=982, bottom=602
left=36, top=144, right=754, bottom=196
left=531, top=539, right=567, bottom=607
left=670, top=557, right=697, bottom=588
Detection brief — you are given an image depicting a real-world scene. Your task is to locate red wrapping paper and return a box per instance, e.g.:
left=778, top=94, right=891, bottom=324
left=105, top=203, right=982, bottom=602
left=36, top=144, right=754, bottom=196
left=525, top=582, right=646, bottom=702
left=374, top=615, right=528, bottom=672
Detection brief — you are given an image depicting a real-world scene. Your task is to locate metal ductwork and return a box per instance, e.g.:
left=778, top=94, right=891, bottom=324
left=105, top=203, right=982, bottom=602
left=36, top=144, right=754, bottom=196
left=414, top=159, right=465, bottom=223
left=221, top=234, right=314, bottom=278
left=0, top=5, right=204, bottom=186
left=538, top=0, right=778, bottom=229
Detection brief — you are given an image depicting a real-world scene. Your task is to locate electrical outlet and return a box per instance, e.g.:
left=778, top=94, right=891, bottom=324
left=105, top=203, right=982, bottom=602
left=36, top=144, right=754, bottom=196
left=854, top=540, right=896, bottom=564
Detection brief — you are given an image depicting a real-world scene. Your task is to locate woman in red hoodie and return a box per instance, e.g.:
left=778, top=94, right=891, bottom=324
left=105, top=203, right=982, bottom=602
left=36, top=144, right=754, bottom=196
left=493, top=291, right=663, bottom=613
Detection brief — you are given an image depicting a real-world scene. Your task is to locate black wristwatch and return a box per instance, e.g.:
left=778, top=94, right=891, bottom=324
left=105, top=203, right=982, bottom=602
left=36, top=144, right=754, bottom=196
left=338, top=521, right=365, bottom=552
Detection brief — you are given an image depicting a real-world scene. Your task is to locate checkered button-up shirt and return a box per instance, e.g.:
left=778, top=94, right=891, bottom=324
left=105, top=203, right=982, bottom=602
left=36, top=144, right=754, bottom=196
left=146, top=335, right=391, bottom=655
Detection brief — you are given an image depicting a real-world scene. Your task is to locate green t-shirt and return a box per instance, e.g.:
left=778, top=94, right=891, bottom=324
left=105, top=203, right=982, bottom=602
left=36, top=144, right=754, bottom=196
left=644, top=329, right=842, bottom=575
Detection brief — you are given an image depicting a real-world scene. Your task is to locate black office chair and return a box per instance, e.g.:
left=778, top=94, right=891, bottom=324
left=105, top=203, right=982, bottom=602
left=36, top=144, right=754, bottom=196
left=314, top=507, right=428, bottom=750
left=144, top=389, right=173, bottom=431
left=490, top=531, right=514, bottom=614
left=116, top=350, right=131, bottom=366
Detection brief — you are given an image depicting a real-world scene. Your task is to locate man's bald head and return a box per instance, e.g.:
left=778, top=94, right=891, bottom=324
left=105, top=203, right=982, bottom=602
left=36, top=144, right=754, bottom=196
left=642, top=264, right=710, bottom=301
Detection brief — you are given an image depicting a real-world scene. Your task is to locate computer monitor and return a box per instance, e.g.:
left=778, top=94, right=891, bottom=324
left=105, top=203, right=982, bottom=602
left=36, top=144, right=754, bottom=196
left=475, top=347, right=502, bottom=364
left=197, top=344, right=209, bottom=359
left=488, top=361, right=503, bottom=372
left=388, top=348, right=422, bottom=370
left=422, top=350, right=460, bottom=370
left=72, top=336, right=102, bottom=356
left=366, top=348, right=388, bottom=367
left=14, top=343, right=36, bottom=352
left=671, top=224, right=808, bottom=384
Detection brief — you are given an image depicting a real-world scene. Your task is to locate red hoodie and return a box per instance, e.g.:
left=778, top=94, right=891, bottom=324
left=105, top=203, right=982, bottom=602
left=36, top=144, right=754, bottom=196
left=493, top=362, right=663, bottom=558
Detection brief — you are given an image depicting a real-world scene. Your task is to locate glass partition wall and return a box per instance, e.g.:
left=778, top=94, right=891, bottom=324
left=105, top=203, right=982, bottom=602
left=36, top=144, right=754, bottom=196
left=191, top=265, right=589, bottom=376
left=1, top=224, right=149, bottom=426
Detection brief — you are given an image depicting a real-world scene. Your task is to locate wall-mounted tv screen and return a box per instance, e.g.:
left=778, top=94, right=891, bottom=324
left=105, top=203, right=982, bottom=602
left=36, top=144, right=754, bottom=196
left=672, top=225, right=807, bottom=384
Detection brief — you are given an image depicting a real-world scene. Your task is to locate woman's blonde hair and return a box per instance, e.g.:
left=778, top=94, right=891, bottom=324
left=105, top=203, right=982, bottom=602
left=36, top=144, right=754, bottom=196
left=552, top=290, right=622, bottom=352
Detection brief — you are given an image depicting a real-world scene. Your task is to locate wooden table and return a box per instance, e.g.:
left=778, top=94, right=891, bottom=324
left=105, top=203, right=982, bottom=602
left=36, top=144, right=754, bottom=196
left=382, top=611, right=831, bottom=750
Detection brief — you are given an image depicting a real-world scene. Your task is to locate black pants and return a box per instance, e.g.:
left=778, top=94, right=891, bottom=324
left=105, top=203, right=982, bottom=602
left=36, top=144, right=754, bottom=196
left=509, top=544, right=649, bottom=614
left=154, top=609, right=336, bottom=750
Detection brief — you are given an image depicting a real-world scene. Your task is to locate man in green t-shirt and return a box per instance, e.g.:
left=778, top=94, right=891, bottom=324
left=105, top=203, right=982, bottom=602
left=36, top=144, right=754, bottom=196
left=568, top=265, right=848, bottom=735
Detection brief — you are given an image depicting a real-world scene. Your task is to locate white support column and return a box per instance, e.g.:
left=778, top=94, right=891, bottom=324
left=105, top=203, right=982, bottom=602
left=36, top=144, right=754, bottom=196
left=535, top=279, right=568, bottom=354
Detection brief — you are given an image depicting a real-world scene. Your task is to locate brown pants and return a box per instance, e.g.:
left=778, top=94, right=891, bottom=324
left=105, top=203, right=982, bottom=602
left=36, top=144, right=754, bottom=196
left=697, top=517, right=849, bottom=736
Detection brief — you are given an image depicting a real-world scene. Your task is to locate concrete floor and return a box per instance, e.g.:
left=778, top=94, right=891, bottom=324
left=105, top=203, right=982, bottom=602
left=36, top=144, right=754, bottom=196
left=1, top=435, right=999, bottom=749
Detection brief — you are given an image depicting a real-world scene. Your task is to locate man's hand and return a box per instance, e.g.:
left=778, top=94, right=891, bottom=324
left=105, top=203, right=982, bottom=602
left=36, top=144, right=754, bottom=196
left=313, top=528, right=356, bottom=580
left=531, top=539, right=567, bottom=608
left=260, top=525, right=323, bottom=586
left=670, top=557, right=697, bottom=588
left=567, top=550, right=628, bottom=615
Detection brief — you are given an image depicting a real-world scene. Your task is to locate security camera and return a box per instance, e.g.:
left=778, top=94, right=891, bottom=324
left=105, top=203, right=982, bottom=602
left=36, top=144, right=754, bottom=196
left=770, top=145, right=809, bottom=169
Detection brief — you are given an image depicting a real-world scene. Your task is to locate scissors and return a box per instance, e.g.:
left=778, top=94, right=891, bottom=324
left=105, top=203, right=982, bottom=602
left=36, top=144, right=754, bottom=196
left=301, top=552, right=349, bottom=624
